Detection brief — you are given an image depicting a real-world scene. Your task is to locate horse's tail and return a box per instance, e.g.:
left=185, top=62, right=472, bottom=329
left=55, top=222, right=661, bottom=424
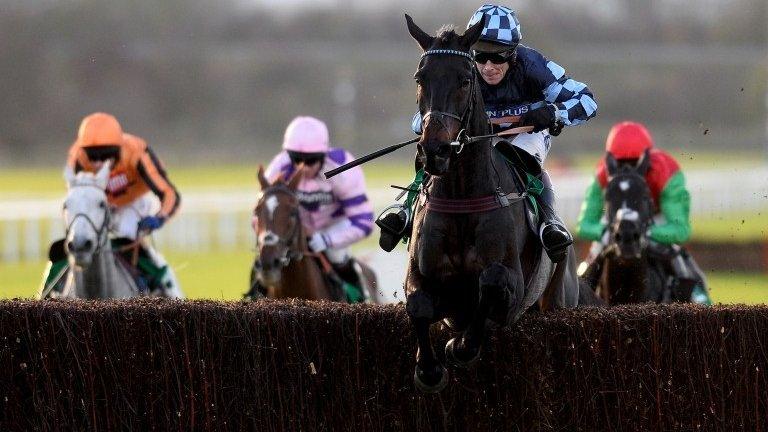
left=577, top=278, right=605, bottom=306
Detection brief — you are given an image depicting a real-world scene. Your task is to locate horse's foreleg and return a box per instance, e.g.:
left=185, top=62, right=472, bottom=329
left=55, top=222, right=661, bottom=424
left=406, top=289, right=448, bottom=393
left=446, top=262, right=521, bottom=368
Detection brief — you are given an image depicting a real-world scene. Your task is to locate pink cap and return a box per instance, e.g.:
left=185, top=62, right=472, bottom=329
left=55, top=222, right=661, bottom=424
left=282, top=116, right=329, bottom=153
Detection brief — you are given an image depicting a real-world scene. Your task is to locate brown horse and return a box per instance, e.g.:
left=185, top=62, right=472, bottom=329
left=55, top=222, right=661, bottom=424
left=251, top=167, right=344, bottom=300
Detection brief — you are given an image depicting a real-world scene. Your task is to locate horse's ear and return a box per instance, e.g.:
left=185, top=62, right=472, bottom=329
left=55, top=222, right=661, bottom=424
left=287, top=168, right=303, bottom=191
left=95, top=160, right=111, bottom=190
left=460, top=14, right=486, bottom=51
left=605, top=152, right=619, bottom=177
left=257, top=165, right=270, bottom=190
left=63, top=165, right=76, bottom=187
left=635, top=148, right=651, bottom=176
left=405, top=14, right=433, bottom=51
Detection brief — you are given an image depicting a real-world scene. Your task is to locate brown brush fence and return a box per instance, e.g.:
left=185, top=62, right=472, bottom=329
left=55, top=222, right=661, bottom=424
left=2, top=299, right=768, bottom=431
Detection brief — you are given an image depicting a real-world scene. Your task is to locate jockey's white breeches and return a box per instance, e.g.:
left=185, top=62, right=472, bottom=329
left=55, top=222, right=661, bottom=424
left=510, top=130, right=552, bottom=167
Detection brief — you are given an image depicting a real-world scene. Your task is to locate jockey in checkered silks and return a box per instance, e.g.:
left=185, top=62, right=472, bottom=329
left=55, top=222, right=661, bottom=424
left=377, top=4, right=598, bottom=263
left=246, top=116, right=375, bottom=302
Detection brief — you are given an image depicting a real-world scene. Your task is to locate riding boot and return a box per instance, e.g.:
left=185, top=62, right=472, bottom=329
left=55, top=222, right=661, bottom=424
left=39, top=239, right=68, bottom=298
left=333, top=258, right=367, bottom=303
left=376, top=207, right=411, bottom=252
left=143, top=243, right=184, bottom=299
left=674, top=247, right=712, bottom=305
left=536, top=170, right=573, bottom=263
left=377, top=166, right=425, bottom=252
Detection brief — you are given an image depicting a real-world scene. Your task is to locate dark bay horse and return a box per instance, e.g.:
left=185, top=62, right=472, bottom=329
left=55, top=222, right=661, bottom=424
left=590, top=151, right=667, bottom=303
left=252, top=167, right=342, bottom=300
left=403, top=15, right=581, bottom=393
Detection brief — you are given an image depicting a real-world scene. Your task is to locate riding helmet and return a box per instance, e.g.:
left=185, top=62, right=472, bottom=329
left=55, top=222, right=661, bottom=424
left=606, top=121, right=654, bottom=160
left=77, top=112, right=124, bottom=147
left=466, top=4, right=522, bottom=54
left=282, top=116, right=330, bottom=154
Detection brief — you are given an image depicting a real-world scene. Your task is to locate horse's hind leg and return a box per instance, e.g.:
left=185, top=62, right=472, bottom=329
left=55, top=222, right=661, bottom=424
left=406, top=289, right=448, bottom=393
left=446, top=262, right=521, bottom=368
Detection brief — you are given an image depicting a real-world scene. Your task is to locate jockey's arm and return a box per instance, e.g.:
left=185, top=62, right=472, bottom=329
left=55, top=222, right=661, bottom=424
left=576, top=177, right=606, bottom=242
left=528, top=49, right=597, bottom=127
left=648, top=171, right=691, bottom=245
left=321, top=164, right=374, bottom=250
left=137, top=147, right=181, bottom=220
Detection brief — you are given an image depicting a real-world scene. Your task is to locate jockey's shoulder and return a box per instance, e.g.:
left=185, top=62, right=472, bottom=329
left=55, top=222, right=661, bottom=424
left=515, top=45, right=547, bottom=66
left=122, top=133, right=148, bottom=153
left=649, top=148, right=678, bottom=164
left=326, top=148, right=353, bottom=164
left=120, top=133, right=151, bottom=164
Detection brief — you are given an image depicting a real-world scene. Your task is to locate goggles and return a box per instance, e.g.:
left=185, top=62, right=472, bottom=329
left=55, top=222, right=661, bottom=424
left=473, top=50, right=515, bottom=65
left=287, top=151, right=325, bottom=166
left=84, top=146, right=120, bottom=162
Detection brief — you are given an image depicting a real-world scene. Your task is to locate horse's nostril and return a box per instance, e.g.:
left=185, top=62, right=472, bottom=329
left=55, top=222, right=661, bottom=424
left=273, top=258, right=282, bottom=268
left=83, top=239, right=93, bottom=251
left=66, top=240, right=75, bottom=252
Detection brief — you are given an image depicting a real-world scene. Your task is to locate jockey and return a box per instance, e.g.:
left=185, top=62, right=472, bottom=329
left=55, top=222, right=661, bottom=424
left=576, top=121, right=711, bottom=304
left=378, top=4, right=597, bottom=263
left=42, top=112, right=183, bottom=298
left=252, top=116, right=375, bottom=302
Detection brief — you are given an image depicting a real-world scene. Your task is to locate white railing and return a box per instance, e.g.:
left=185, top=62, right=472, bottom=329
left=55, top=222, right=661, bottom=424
left=1, top=168, right=767, bottom=263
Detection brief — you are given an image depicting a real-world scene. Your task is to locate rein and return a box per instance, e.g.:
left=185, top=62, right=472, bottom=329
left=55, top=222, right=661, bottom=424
left=323, top=50, right=531, bottom=179
left=65, top=210, right=110, bottom=255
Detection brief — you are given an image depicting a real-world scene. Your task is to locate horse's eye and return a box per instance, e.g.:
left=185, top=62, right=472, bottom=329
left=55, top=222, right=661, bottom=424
left=99, top=201, right=106, bottom=209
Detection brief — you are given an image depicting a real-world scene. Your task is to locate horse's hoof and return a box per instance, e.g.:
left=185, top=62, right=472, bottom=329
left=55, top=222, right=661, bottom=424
left=413, top=364, right=448, bottom=393
left=445, top=337, right=481, bottom=369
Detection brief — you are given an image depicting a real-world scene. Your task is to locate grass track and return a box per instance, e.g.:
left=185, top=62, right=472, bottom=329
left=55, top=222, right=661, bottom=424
left=2, top=250, right=767, bottom=304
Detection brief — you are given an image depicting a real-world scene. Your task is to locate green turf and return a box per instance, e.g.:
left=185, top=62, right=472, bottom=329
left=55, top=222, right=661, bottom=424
left=0, top=162, right=415, bottom=198
left=570, top=150, right=767, bottom=172
left=691, top=210, right=767, bottom=243
left=2, top=250, right=767, bottom=304
left=2, top=151, right=763, bottom=197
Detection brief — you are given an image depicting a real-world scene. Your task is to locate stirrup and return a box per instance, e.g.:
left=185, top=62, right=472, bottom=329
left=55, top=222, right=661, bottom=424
left=376, top=204, right=412, bottom=252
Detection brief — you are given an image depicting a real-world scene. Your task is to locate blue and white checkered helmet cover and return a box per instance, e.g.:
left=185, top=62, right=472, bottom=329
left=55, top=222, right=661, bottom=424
left=466, top=4, right=521, bottom=47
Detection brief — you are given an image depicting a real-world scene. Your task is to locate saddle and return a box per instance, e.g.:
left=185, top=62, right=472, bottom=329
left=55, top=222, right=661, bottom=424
left=492, top=137, right=540, bottom=237
left=111, top=238, right=167, bottom=293
left=41, top=238, right=163, bottom=298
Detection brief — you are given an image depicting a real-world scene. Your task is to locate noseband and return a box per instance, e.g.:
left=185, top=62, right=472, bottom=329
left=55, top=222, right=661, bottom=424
left=65, top=188, right=111, bottom=255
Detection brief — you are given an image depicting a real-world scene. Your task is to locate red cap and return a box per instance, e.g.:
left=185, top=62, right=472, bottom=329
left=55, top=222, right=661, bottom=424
left=605, top=121, right=654, bottom=159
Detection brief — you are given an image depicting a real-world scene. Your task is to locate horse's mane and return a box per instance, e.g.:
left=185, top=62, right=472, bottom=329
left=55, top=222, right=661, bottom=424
left=68, top=171, right=104, bottom=190
left=434, top=25, right=460, bottom=47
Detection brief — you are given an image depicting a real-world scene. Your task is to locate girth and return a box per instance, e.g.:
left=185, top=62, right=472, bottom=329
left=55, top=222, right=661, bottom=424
left=424, top=188, right=527, bottom=214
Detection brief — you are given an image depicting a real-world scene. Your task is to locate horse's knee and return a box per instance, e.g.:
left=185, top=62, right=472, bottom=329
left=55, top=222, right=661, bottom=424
left=479, top=262, right=511, bottom=289
left=480, top=262, right=524, bottom=315
left=406, top=290, right=435, bottom=320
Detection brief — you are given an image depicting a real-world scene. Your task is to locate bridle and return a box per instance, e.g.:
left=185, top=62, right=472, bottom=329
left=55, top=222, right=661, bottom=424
left=418, top=48, right=478, bottom=154
left=64, top=185, right=111, bottom=256
left=254, top=184, right=304, bottom=270
left=605, top=171, right=654, bottom=257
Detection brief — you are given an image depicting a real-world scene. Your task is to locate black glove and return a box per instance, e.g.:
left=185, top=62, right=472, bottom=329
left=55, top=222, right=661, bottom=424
left=521, top=102, right=558, bottom=133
